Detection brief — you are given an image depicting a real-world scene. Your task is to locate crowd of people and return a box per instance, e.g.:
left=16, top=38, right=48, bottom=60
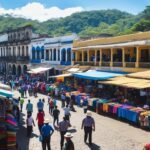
left=21, top=92, right=95, bottom=150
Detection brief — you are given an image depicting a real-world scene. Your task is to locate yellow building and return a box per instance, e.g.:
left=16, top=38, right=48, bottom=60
left=73, top=31, right=150, bottom=72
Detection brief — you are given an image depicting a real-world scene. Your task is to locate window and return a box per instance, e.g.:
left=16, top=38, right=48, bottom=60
left=22, top=46, right=24, bottom=56
left=58, top=49, right=60, bottom=61
left=54, top=49, right=56, bottom=61
left=32, top=50, right=35, bottom=59
left=18, top=46, right=20, bottom=56
left=37, top=51, right=40, bottom=59
left=46, top=50, right=49, bottom=60
left=26, top=46, right=28, bottom=56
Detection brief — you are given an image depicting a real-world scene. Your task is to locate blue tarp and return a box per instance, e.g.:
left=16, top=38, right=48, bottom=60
left=73, top=70, right=124, bottom=80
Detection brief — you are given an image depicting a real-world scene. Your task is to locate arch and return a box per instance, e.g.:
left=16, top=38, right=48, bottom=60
left=61, top=48, right=66, bottom=62
left=12, top=65, right=16, bottom=75
left=58, top=49, right=60, bottom=61
left=67, top=48, right=71, bottom=62
left=32, top=47, right=36, bottom=59
left=8, top=64, right=12, bottom=74
left=23, top=65, right=27, bottom=74
left=36, top=46, right=41, bottom=51
left=17, top=65, right=22, bottom=76
left=41, top=46, right=44, bottom=59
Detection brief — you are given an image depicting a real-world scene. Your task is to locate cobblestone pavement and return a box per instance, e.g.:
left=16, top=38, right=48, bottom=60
left=15, top=91, right=150, bottom=150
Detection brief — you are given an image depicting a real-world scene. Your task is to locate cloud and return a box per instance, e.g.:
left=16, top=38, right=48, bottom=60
left=0, top=2, right=84, bottom=22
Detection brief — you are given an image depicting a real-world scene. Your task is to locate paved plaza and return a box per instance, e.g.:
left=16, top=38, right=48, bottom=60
left=16, top=91, right=150, bottom=150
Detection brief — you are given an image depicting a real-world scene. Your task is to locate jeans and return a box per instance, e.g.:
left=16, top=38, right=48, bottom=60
left=38, top=124, right=43, bottom=134
left=53, top=117, right=59, bottom=126
left=42, top=136, right=51, bottom=150
left=60, top=131, right=67, bottom=150
left=84, top=126, right=92, bottom=144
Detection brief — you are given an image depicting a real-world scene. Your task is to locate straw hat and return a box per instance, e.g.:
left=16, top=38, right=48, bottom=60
left=86, top=110, right=92, bottom=117
left=64, top=132, right=73, bottom=138
left=44, top=118, right=50, bottom=124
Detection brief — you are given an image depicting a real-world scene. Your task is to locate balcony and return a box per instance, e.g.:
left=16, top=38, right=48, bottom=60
left=16, top=56, right=29, bottom=64
left=139, top=62, right=150, bottom=68
left=101, top=62, right=110, bottom=67
left=60, top=61, right=71, bottom=66
left=125, top=62, right=136, bottom=68
left=31, top=59, right=41, bottom=64
left=113, top=62, right=123, bottom=67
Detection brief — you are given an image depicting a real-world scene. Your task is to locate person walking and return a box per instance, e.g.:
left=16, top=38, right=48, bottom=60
left=58, top=117, right=71, bottom=150
left=20, top=97, right=24, bottom=112
left=52, top=106, right=60, bottom=126
left=81, top=111, right=95, bottom=146
left=26, top=113, right=35, bottom=137
left=63, top=105, right=71, bottom=122
left=48, top=99, right=54, bottom=114
left=36, top=110, right=45, bottom=134
left=61, top=93, right=66, bottom=108
left=37, top=99, right=44, bottom=111
left=41, top=118, right=54, bottom=150
left=26, top=100, right=33, bottom=115
left=82, top=98, right=88, bottom=114
left=64, top=132, right=74, bottom=150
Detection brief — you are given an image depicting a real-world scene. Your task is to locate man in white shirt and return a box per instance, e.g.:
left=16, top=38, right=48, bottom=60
left=63, top=105, right=71, bottom=122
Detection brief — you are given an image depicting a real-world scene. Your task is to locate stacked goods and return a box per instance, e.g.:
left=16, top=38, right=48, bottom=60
left=6, top=113, right=18, bottom=150
left=139, top=111, right=150, bottom=128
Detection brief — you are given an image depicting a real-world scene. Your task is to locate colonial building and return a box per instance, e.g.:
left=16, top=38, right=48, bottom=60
left=0, top=25, right=39, bottom=75
left=73, top=31, right=150, bottom=72
left=0, top=26, right=78, bottom=76
left=44, top=34, right=78, bottom=66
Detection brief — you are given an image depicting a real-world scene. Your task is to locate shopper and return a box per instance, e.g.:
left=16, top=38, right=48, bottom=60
left=64, top=132, right=74, bottom=150
left=58, top=117, right=71, bottom=150
left=26, top=113, right=35, bottom=137
left=81, top=111, right=95, bottom=146
left=52, top=106, right=60, bottom=126
left=63, top=105, right=71, bottom=122
left=36, top=110, right=45, bottom=134
left=26, top=100, right=33, bottom=115
left=49, top=99, right=54, bottom=114
left=61, top=93, right=66, bottom=108
left=37, top=99, right=44, bottom=111
left=41, top=118, right=54, bottom=150
left=20, top=97, right=24, bottom=112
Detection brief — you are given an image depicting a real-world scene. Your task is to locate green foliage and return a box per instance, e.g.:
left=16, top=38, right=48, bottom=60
left=0, top=8, right=149, bottom=37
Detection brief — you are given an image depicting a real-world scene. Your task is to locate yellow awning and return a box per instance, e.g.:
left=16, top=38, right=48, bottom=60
left=99, top=77, right=150, bottom=89
left=127, top=70, right=150, bottom=80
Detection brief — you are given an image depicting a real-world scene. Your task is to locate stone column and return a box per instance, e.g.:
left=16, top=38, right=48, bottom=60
left=136, top=46, right=140, bottom=68
left=87, top=50, right=89, bottom=62
left=95, top=50, right=97, bottom=66
left=82, top=50, right=84, bottom=62
left=110, top=48, right=114, bottom=67
left=99, top=49, right=102, bottom=66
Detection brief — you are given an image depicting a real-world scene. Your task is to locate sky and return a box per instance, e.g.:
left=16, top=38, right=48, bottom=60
left=0, top=0, right=149, bottom=22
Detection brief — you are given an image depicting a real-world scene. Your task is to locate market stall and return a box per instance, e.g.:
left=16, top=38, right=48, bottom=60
left=0, top=87, right=18, bottom=150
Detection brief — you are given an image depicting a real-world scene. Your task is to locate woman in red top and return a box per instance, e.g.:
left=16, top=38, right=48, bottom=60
left=36, top=110, right=45, bottom=134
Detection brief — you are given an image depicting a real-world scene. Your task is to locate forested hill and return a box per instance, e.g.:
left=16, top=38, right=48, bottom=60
left=0, top=7, right=149, bottom=38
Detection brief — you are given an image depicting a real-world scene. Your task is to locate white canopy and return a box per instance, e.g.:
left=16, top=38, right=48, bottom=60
left=67, top=68, right=80, bottom=73
left=49, top=73, right=72, bottom=78
left=28, top=67, right=52, bottom=74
